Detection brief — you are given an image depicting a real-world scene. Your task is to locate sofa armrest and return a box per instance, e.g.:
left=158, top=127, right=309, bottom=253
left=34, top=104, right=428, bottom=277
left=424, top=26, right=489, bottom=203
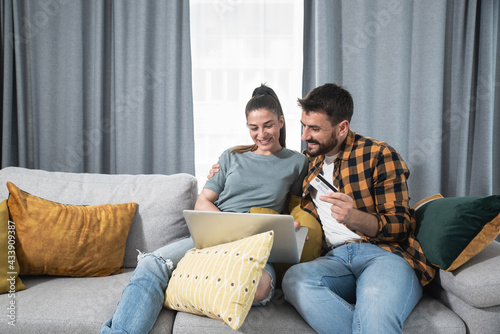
left=432, top=240, right=500, bottom=308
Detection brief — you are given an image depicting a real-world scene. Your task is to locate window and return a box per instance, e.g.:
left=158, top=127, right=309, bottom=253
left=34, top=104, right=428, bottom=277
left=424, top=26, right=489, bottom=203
left=190, top=0, right=303, bottom=190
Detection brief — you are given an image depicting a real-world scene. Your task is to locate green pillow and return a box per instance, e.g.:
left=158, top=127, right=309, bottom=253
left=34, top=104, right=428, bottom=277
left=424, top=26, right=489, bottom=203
left=0, top=199, right=25, bottom=294
left=415, top=194, right=500, bottom=271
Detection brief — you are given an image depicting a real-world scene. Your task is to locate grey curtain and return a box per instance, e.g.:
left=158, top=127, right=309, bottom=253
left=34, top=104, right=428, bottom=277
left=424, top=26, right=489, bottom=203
left=303, top=0, right=499, bottom=203
left=1, top=0, right=194, bottom=175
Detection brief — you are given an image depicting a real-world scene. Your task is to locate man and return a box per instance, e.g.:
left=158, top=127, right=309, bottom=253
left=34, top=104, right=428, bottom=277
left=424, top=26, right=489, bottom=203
left=281, top=83, right=435, bottom=333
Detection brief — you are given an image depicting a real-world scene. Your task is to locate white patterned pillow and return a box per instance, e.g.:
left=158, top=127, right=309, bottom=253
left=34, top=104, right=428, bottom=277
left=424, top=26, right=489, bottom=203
left=164, top=231, right=274, bottom=330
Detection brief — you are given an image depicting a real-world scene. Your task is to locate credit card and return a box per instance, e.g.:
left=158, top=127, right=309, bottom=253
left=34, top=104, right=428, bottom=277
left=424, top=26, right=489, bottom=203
left=310, top=173, right=338, bottom=194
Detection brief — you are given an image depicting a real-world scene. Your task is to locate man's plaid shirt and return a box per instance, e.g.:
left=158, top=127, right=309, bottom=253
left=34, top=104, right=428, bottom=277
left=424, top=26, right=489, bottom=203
left=301, top=130, right=435, bottom=286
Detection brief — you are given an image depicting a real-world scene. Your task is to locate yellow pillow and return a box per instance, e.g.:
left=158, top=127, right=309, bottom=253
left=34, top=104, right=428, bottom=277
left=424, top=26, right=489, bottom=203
left=164, top=231, right=274, bottom=330
left=0, top=200, right=25, bottom=294
left=250, top=195, right=323, bottom=263
left=6, top=182, right=137, bottom=277
left=287, top=195, right=323, bottom=262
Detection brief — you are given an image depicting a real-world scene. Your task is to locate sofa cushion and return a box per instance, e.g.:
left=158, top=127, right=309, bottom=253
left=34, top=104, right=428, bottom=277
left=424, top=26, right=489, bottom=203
left=414, top=194, right=500, bottom=271
left=0, top=199, right=25, bottom=294
left=403, top=295, right=466, bottom=334
left=438, top=288, right=500, bottom=334
left=251, top=194, right=323, bottom=263
left=171, top=290, right=465, bottom=334
left=165, top=231, right=274, bottom=330
left=0, top=167, right=198, bottom=268
left=7, top=182, right=136, bottom=277
left=172, top=288, right=316, bottom=334
left=0, top=269, right=176, bottom=333
left=436, top=240, right=500, bottom=308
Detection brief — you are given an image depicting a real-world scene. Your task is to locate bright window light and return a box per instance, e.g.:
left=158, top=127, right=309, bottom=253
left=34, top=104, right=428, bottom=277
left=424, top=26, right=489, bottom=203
left=190, top=0, right=304, bottom=190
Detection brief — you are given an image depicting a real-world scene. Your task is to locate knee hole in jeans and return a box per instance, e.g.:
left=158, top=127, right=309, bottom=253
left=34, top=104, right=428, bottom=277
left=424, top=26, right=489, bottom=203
left=136, top=250, right=174, bottom=270
left=253, top=267, right=275, bottom=307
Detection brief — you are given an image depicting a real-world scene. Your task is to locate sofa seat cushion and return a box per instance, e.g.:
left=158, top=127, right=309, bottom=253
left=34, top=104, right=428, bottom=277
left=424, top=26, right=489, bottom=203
left=437, top=240, right=500, bottom=308
left=403, top=295, right=465, bottom=334
left=0, top=269, right=175, bottom=333
left=172, top=289, right=316, bottom=334
left=171, top=290, right=465, bottom=334
left=0, top=167, right=198, bottom=268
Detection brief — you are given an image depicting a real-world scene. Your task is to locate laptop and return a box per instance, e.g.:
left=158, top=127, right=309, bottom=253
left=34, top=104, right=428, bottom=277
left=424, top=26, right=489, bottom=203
left=183, top=210, right=309, bottom=264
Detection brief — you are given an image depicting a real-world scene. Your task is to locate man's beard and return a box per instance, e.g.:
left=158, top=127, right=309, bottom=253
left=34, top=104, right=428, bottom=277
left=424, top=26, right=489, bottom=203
left=305, top=136, right=338, bottom=157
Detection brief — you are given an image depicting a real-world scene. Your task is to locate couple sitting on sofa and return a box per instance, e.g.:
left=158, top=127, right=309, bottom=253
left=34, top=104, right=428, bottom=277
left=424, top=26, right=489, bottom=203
left=101, top=83, right=435, bottom=334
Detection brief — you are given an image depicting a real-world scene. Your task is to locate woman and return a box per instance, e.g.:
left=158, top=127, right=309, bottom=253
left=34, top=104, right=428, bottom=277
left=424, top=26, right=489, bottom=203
left=101, top=84, right=308, bottom=333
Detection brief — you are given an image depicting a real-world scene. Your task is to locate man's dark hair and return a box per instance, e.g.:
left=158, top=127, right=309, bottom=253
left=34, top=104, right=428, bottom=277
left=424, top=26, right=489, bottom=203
left=298, top=83, right=353, bottom=126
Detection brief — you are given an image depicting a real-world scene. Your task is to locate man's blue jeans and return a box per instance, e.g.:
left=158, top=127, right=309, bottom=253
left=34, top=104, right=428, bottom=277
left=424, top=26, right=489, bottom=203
left=282, top=243, right=422, bottom=334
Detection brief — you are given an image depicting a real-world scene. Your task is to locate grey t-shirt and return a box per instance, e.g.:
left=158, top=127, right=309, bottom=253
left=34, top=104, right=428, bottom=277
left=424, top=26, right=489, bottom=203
left=204, top=147, right=308, bottom=213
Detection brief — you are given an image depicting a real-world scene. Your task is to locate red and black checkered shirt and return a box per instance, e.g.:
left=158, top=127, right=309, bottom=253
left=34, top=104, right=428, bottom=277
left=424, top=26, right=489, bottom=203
left=301, top=130, right=435, bottom=286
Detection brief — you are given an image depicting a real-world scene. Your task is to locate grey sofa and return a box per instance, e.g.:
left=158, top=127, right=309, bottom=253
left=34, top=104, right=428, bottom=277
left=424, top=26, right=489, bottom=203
left=0, top=166, right=498, bottom=333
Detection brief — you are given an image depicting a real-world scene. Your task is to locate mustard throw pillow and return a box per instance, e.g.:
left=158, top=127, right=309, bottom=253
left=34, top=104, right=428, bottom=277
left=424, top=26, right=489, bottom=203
left=7, top=182, right=137, bottom=277
left=164, top=231, right=274, bottom=330
left=287, top=194, right=323, bottom=262
left=250, top=194, right=323, bottom=262
left=0, top=200, right=25, bottom=294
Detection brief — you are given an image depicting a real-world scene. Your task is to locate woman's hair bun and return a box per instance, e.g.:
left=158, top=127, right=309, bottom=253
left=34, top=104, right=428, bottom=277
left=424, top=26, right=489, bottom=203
left=253, top=86, right=269, bottom=97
